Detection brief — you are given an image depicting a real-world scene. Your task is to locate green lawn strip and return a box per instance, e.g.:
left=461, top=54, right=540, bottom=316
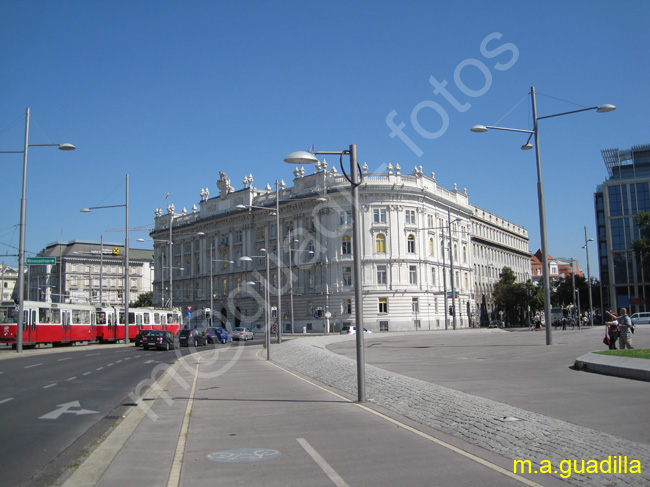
left=594, top=349, right=650, bottom=360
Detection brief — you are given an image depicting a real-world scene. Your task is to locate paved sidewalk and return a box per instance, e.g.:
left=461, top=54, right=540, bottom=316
left=62, top=343, right=553, bottom=487
left=59, top=330, right=650, bottom=487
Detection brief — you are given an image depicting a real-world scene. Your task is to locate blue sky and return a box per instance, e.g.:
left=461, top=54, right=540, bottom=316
left=1, top=1, right=648, bottom=277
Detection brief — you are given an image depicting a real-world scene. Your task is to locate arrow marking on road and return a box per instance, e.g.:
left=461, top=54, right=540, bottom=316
left=39, top=401, right=99, bottom=420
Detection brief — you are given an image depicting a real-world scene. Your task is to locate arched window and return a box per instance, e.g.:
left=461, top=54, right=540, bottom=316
left=407, top=234, right=415, bottom=253
left=462, top=245, right=467, bottom=263
left=342, top=235, right=351, bottom=255
left=376, top=234, right=386, bottom=253
left=429, top=237, right=434, bottom=256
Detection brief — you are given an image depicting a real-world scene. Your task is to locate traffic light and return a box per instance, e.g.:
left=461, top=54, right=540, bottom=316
left=449, top=305, right=453, bottom=316
left=271, top=306, right=277, bottom=319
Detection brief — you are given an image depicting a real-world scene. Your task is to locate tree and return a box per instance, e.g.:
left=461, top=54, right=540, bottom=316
left=133, top=292, right=153, bottom=307
left=492, top=267, right=530, bottom=326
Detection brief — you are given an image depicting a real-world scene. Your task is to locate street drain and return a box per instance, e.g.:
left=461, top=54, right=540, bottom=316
left=497, top=416, right=523, bottom=422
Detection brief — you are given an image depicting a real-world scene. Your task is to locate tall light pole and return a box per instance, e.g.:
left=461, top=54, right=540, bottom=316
left=240, top=253, right=270, bottom=359
left=0, top=108, right=75, bottom=353
left=82, top=174, right=129, bottom=343
left=583, top=226, right=595, bottom=327
left=237, top=182, right=283, bottom=344
left=208, top=240, right=233, bottom=327
left=471, top=87, right=615, bottom=345
left=284, top=145, right=366, bottom=402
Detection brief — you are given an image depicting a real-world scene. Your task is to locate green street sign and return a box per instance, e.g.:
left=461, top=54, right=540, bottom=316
left=26, top=257, right=56, bottom=265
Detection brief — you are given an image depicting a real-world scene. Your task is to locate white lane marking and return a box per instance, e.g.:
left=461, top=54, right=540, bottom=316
left=107, top=363, right=114, bottom=367
left=83, top=372, right=92, bottom=376
left=66, top=377, right=77, bottom=381
left=0, top=398, right=14, bottom=405
left=96, top=367, right=104, bottom=371
left=57, top=357, right=73, bottom=362
left=43, top=383, right=57, bottom=389
left=39, top=400, right=99, bottom=420
left=297, top=438, right=350, bottom=487
left=167, top=356, right=201, bottom=487
left=86, top=353, right=100, bottom=357
left=25, top=363, right=43, bottom=369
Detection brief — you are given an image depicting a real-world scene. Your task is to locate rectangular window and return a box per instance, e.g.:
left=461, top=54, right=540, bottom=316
left=257, top=226, right=265, bottom=240
left=377, top=265, right=387, bottom=284
left=343, top=267, right=352, bottom=286
left=412, top=298, right=419, bottom=313
left=344, top=299, right=352, bottom=314
left=373, top=208, right=387, bottom=223
left=378, top=298, right=388, bottom=313
left=340, top=211, right=352, bottom=225
left=379, top=320, right=389, bottom=331
left=405, top=209, right=416, bottom=224
left=409, top=265, right=417, bottom=284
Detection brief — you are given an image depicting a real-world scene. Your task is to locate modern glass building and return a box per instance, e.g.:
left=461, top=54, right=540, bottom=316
left=596, top=144, right=650, bottom=313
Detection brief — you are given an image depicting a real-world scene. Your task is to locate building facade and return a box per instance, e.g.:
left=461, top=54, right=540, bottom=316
left=30, top=241, right=154, bottom=305
left=471, top=207, right=531, bottom=325
left=0, top=265, right=18, bottom=302
left=596, top=144, right=650, bottom=313
left=149, top=164, right=530, bottom=333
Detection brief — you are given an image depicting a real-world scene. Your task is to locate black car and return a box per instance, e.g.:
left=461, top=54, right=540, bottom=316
left=142, top=330, right=179, bottom=350
left=178, top=328, right=208, bottom=347
left=135, top=329, right=153, bottom=347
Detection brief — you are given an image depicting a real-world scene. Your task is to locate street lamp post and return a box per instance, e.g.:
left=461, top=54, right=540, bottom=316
left=208, top=241, right=233, bottom=327
left=583, top=227, right=595, bottom=327
left=287, top=235, right=314, bottom=335
left=82, top=174, right=129, bottom=343
left=284, top=145, right=366, bottom=402
left=240, top=253, right=270, bottom=359
left=471, top=86, right=615, bottom=345
left=0, top=108, right=75, bottom=353
left=236, top=185, right=284, bottom=344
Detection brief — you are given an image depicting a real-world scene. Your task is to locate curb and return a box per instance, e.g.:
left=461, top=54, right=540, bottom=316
left=574, top=352, right=650, bottom=382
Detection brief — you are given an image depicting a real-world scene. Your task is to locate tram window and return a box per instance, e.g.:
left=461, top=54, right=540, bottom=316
left=97, top=313, right=106, bottom=325
left=136, top=314, right=142, bottom=326
left=161, top=314, right=167, bottom=325
left=51, top=309, right=61, bottom=324
left=144, top=313, right=150, bottom=325
left=39, top=308, right=51, bottom=323
left=129, top=313, right=135, bottom=325
left=154, top=313, right=161, bottom=324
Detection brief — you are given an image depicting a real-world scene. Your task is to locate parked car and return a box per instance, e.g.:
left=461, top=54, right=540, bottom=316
left=339, top=326, right=372, bottom=334
left=630, top=312, right=650, bottom=325
left=232, top=327, right=254, bottom=341
left=205, top=327, right=232, bottom=344
left=135, top=329, right=153, bottom=347
left=142, top=330, right=179, bottom=350
left=488, top=320, right=505, bottom=328
left=178, top=328, right=208, bottom=347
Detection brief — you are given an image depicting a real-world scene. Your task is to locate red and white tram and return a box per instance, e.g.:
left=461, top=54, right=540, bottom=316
left=0, top=300, right=96, bottom=347
left=1, top=301, right=183, bottom=347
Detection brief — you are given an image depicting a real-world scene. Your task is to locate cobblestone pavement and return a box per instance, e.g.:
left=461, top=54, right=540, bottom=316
left=272, top=334, right=650, bottom=487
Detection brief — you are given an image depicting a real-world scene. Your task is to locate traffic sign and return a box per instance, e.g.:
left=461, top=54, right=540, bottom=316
left=26, top=257, right=56, bottom=265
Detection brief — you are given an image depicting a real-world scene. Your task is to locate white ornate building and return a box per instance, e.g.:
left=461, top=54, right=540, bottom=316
left=149, top=163, right=530, bottom=332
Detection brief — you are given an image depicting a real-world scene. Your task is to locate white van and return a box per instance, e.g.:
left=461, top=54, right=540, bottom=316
left=630, top=312, right=650, bottom=325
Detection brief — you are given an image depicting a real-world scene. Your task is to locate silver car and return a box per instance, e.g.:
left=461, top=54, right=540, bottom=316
left=232, top=327, right=254, bottom=341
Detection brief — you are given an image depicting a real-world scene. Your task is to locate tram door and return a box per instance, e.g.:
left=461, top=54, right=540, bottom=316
left=29, top=309, right=37, bottom=343
left=108, top=310, right=117, bottom=341
left=62, top=310, right=71, bottom=341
